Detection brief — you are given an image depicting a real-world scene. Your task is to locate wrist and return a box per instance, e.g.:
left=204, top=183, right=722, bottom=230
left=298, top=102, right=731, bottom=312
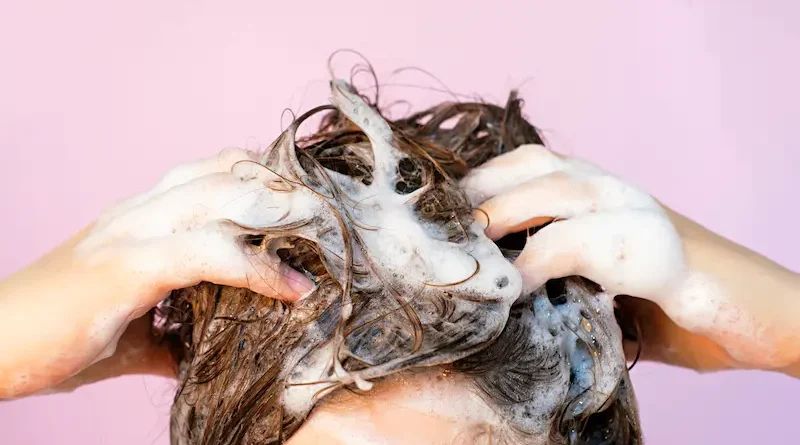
left=781, top=357, right=800, bottom=379
left=781, top=272, right=800, bottom=375
left=73, top=228, right=171, bottom=311
left=664, top=209, right=800, bottom=371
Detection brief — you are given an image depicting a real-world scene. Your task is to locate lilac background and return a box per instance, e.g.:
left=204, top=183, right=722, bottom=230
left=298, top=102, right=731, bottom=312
left=1, top=1, right=798, bottom=443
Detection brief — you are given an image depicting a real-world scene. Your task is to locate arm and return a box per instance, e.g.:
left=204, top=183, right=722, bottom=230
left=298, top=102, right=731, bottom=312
left=664, top=208, right=800, bottom=373
left=616, top=209, right=800, bottom=375
left=0, top=148, right=312, bottom=399
left=461, top=144, right=800, bottom=376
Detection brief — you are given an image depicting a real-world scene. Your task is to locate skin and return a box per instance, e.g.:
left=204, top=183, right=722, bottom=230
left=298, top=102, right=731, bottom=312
left=286, top=144, right=800, bottom=445
left=288, top=370, right=501, bottom=445
left=0, top=148, right=313, bottom=399
left=1, top=144, right=797, bottom=443
left=460, top=144, right=800, bottom=375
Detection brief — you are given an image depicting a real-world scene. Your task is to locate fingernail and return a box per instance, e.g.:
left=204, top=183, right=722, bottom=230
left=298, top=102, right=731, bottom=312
left=473, top=208, right=489, bottom=226
left=284, top=266, right=315, bottom=298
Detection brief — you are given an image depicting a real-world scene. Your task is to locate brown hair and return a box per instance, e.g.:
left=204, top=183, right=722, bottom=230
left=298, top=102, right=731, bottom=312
left=154, top=63, right=640, bottom=445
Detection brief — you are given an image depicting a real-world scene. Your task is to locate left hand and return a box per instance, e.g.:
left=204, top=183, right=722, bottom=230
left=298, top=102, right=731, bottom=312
left=0, top=148, right=313, bottom=398
left=460, top=144, right=800, bottom=374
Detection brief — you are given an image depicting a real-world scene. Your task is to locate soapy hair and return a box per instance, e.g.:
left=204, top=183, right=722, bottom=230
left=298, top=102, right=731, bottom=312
left=153, top=62, right=641, bottom=445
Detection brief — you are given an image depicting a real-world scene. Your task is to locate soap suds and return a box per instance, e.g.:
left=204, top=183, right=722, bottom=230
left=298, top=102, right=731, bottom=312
left=159, top=77, right=640, bottom=445
left=270, top=83, right=524, bottom=414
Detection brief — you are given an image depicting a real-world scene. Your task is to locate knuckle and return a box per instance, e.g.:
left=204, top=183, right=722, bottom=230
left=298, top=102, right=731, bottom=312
left=564, top=157, right=605, bottom=176
left=514, top=144, right=564, bottom=173
left=544, top=170, right=573, bottom=185
left=619, top=212, right=684, bottom=290
left=156, top=149, right=255, bottom=190
left=545, top=170, right=585, bottom=195
left=516, top=143, right=555, bottom=160
left=159, top=164, right=194, bottom=188
left=190, top=171, right=238, bottom=190
left=587, top=174, right=653, bottom=210
left=217, top=147, right=254, bottom=169
left=159, top=160, right=229, bottom=191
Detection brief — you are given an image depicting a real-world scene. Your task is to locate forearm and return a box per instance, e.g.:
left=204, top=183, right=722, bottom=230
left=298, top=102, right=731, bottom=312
left=777, top=277, right=800, bottom=378
left=668, top=209, right=800, bottom=373
left=0, top=230, right=139, bottom=398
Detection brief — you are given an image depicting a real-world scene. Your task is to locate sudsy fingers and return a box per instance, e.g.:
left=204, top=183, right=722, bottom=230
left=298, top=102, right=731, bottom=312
left=475, top=171, right=597, bottom=240
left=99, top=148, right=258, bottom=223
left=156, top=147, right=258, bottom=191
left=179, top=223, right=314, bottom=301
left=474, top=167, right=660, bottom=238
left=460, top=144, right=568, bottom=205
left=133, top=222, right=313, bottom=305
left=85, top=170, right=287, bottom=248
left=514, top=210, right=685, bottom=297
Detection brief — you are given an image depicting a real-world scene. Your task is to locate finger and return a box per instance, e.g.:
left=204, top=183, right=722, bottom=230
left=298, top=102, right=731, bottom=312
left=101, top=148, right=259, bottom=223
left=460, top=144, right=567, bottom=205
left=151, top=221, right=314, bottom=303
left=476, top=171, right=597, bottom=240
left=96, top=169, right=288, bottom=243
left=180, top=170, right=296, bottom=232
left=155, top=147, right=258, bottom=191
left=477, top=170, right=660, bottom=241
left=514, top=210, right=684, bottom=297
left=170, top=170, right=281, bottom=228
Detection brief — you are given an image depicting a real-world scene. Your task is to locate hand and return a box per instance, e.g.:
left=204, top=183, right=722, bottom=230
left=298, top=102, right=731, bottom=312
left=461, top=144, right=800, bottom=375
left=0, top=148, right=313, bottom=398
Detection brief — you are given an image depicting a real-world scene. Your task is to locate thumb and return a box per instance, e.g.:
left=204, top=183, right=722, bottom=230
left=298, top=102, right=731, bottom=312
left=152, top=221, right=314, bottom=304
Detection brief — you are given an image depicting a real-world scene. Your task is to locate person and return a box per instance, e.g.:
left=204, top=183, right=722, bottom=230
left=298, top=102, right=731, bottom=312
left=0, top=148, right=314, bottom=399
left=284, top=143, right=800, bottom=445
left=1, top=145, right=798, bottom=402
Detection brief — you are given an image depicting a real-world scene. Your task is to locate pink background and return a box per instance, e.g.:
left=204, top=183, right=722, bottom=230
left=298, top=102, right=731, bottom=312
left=1, top=1, right=798, bottom=443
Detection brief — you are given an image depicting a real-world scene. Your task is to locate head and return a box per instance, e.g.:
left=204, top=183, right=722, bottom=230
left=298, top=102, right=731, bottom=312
left=154, top=77, right=641, bottom=445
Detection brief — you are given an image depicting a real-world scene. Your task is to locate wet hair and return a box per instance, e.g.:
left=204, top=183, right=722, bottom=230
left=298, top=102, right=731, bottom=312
left=452, top=277, right=641, bottom=444
left=153, top=64, right=641, bottom=445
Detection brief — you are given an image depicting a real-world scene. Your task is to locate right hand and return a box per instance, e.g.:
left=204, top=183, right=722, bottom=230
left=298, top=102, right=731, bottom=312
left=0, top=148, right=313, bottom=398
left=460, top=144, right=800, bottom=375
